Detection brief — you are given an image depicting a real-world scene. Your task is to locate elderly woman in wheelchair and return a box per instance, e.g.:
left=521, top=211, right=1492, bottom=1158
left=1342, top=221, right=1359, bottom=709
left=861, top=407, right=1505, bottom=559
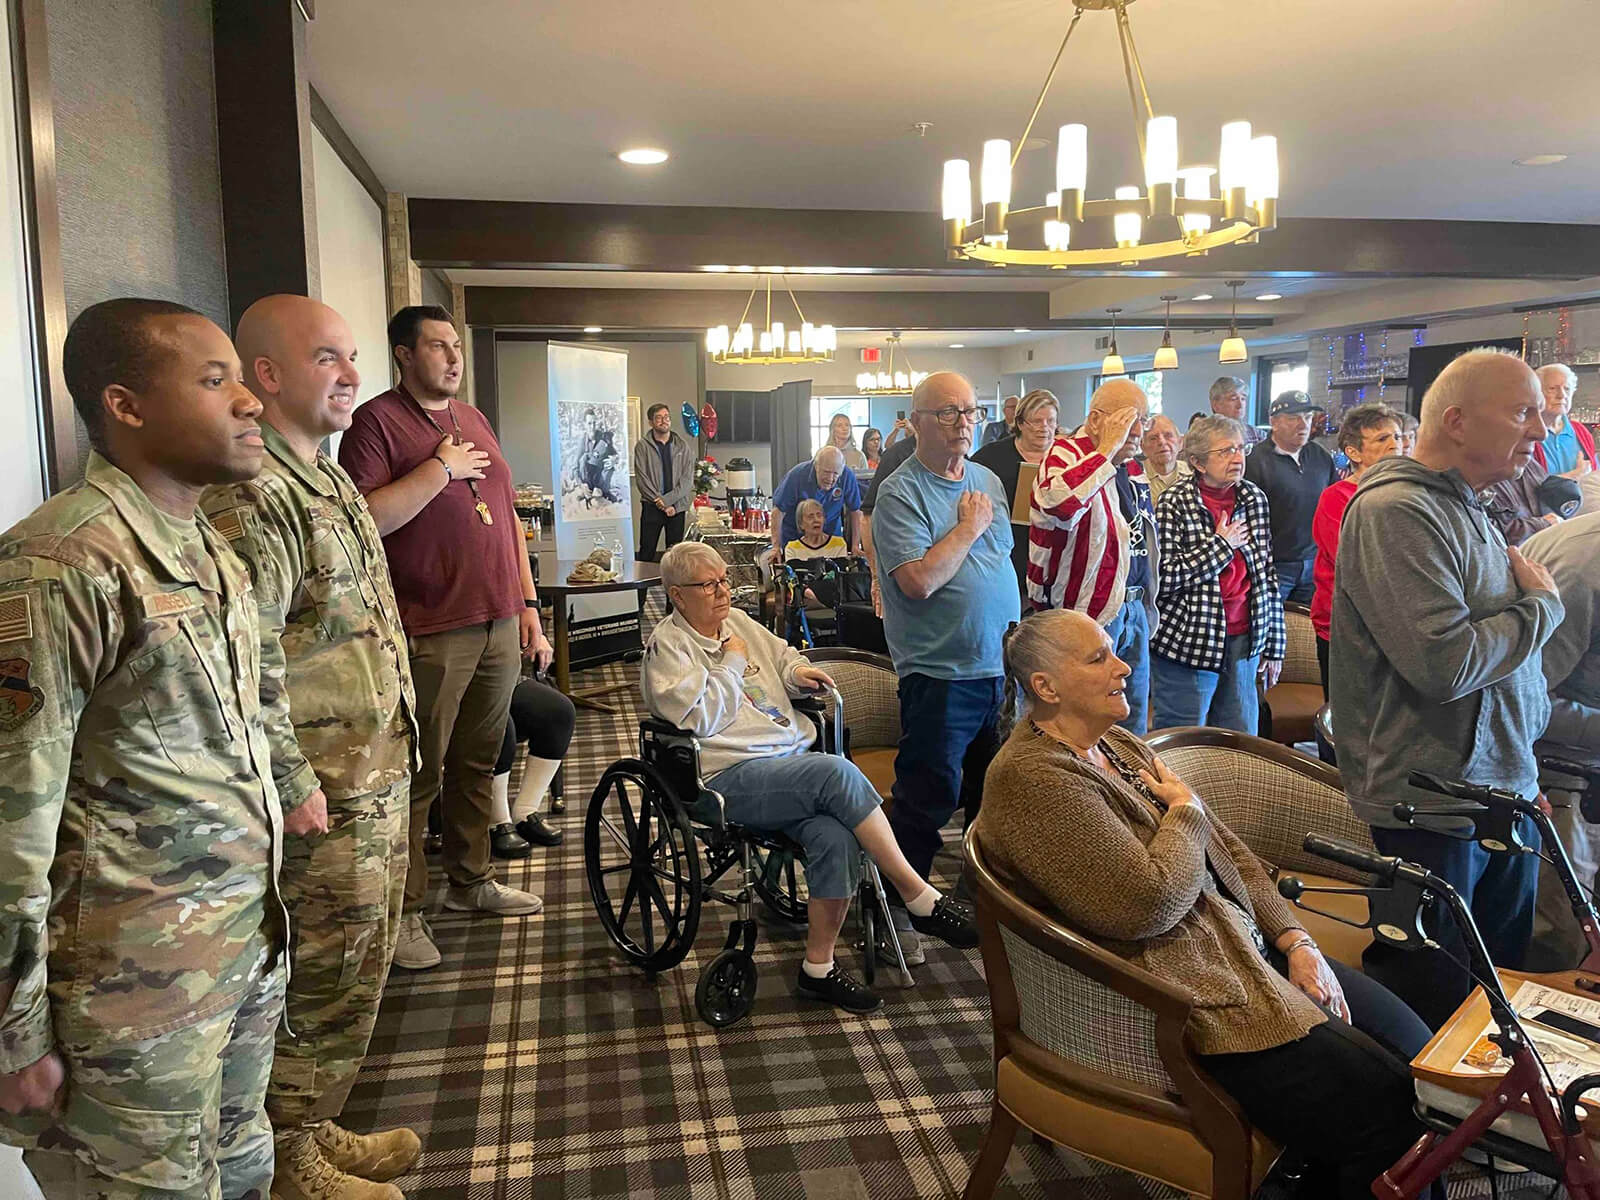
left=977, top=610, right=1441, bottom=1200
left=642, top=541, right=977, bottom=1014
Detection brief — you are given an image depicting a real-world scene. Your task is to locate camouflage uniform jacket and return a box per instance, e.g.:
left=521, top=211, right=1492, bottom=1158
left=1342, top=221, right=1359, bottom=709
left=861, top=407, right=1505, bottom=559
left=0, top=453, right=286, bottom=1078
left=202, top=421, right=418, bottom=809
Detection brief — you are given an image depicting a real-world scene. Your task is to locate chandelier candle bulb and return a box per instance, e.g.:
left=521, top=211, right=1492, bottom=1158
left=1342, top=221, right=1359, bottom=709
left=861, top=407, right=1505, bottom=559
left=1219, top=121, right=1252, bottom=220
left=1113, top=186, right=1142, bottom=248
left=1178, top=167, right=1215, bottom=238
left=1057, top=123, right=1088, bottom=221
left=980, top=139, right=1011, bottom=245
left=1145, top=116, right=1178, bottom=215
left=942, top=159, right=972, bottom=251
left=1248, top=135, right=1279, bottom=229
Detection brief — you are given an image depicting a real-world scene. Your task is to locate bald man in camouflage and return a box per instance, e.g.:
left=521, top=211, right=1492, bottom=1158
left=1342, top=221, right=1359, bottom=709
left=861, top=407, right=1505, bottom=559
left=203, top=296, right=419, bottom=1200
left=0, top=298, right=286, bottom=1198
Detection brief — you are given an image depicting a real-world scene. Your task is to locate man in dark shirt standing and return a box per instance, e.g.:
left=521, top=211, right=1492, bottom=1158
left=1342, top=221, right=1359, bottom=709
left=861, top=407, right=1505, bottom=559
left=1243, top=392, right=1338, bottom=603
left=631, top=402, right=693, bottom=561
left=339, top=305, right=551, bottom=971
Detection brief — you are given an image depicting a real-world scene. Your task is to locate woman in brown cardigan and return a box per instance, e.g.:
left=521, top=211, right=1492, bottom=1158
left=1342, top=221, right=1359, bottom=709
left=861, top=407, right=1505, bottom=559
left=978, top=609, right=1439, bottom=1200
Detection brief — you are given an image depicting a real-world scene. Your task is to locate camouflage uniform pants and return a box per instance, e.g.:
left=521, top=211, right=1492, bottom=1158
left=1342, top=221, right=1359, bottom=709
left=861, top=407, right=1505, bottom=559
left=24, top=944, right=284, bottom=1200
left=268, top=779, right=409, bottom=1128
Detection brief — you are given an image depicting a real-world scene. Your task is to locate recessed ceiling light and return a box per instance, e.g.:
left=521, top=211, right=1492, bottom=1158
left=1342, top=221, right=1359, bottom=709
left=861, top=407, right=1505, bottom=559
left=1191, top=293, right=1213, bottom=301
left=1255, top=293, right=1282, bottom=301
left=1013, top=328, right=1030, bottom=333
left=618, top=147, right=669, bottom=165
left=1515, top=154, right=1568, bottom=167
left=949, top=343, right=966, bottom=349
left=583, top=326, right=603, bottom=333
left=704, top=265, right=731, bottom=272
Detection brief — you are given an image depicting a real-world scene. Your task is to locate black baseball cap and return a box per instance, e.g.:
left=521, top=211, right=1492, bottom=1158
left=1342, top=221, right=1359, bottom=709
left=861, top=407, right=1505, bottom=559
left=1270, top=391, right=1320, bottom=417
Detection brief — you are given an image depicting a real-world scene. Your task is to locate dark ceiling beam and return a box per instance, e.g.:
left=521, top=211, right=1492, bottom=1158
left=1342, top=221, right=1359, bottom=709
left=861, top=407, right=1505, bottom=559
left=463, top=286, right=1277, bottom=331
left=412, top=199, right=1600, bottom=281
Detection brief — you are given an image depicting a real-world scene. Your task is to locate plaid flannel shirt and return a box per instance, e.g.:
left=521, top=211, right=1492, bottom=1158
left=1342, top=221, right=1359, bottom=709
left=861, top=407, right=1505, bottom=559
left=1150, top=476, right=1285, bottom=672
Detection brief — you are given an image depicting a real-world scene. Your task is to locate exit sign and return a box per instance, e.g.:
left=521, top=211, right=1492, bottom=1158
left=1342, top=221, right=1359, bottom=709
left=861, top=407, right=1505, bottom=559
left=860, top=347, right=882, bottom=364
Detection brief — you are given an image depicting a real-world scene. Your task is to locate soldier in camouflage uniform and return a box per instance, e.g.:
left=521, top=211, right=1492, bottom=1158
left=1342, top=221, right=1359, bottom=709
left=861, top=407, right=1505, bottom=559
left=0, top=298, right=286, bottom=1199
left=202, top=296, right=420, bottom=1200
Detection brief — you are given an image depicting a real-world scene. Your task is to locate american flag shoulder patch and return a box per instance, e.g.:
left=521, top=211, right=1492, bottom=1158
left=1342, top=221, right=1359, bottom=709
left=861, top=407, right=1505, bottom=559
left=0, top=592, right=32, bottom=644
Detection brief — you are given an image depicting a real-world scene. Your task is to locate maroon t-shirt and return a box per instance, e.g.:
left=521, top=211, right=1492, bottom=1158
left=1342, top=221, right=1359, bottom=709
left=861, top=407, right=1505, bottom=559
left=339, top=386, right=524, bottom=636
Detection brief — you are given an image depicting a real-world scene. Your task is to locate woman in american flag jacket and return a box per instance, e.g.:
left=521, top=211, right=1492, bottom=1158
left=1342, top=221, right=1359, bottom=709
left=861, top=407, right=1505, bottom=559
left=1150, top=415, right=1285, bottom=733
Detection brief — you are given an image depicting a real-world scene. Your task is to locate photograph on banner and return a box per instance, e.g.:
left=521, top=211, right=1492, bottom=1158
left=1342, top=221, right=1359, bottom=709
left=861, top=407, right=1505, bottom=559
left=556, top=400, right=628, bottom=521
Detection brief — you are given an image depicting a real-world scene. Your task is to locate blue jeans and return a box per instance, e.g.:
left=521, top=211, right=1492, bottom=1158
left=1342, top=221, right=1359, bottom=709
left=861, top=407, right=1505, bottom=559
left=1363, top=823, right=1542, bottom=1031
left=1276, top=557, right=1315, bottom=605
left=705, top=754, right=881, bottom=898
left=889, top=674, right=1004, bottom=886
left=1150, top=634, right=1259, bottom=733
left=1103, top=599, right=1150, bottom=736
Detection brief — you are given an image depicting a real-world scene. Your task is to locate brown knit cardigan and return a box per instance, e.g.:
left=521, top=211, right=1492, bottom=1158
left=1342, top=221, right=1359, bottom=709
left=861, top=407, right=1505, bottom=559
left=976, top=722, right=1327, bottom=1056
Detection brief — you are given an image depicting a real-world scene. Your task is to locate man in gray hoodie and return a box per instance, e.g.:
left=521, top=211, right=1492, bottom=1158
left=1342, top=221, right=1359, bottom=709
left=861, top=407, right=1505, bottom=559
left=1331, top=348, right=1563, bottom=1029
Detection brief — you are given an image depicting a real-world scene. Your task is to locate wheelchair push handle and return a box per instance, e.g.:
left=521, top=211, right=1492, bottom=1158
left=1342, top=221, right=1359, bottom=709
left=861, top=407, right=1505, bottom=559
left=1408, top=769, right=1530, bottom=812
left=1543, top=755, right=1600, bottom=790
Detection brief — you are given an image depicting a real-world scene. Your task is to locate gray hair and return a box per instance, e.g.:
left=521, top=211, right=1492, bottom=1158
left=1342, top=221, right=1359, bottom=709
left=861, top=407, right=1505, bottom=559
left=1539, top=362, right=1578, bottom=389
left=1183, top=414, right=1246, bottom=467
left=1418, top=346, right=1528, bottom=430
left=1000, top=609, right=1081, bottom=733
left=795, top=497, right=824, bottom=525
left=1014, top=388, right=1059, bottom=433
left=1209, top=376, right=1247, bottom=405
left=1336, top=403, right=1402, bottom=455
left=659, top=541, right=724, bottom=590
left=813, top=444, right=845, bottom=471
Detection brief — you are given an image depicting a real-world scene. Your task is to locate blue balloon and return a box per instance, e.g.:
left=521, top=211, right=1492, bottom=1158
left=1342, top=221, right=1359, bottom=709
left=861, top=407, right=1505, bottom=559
left=680, top=401, right=700, bottom=436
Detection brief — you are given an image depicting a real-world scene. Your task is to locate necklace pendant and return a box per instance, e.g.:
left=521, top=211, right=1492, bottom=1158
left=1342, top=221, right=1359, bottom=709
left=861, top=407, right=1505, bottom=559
left=475, top=500, right=494, bottom=526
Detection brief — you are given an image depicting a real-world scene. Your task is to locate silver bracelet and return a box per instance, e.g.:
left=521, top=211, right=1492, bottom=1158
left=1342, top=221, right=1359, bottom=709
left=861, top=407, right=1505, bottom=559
left=433, top=454, right=453, bottom=482
left=1280, top=934, right=1316, bottom=956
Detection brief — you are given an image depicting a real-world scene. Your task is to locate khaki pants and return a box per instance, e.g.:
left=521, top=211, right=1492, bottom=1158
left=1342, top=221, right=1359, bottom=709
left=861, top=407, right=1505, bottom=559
left=404, top=618, right=521, bottom=911
left=269, top=778, right=409, bottom=1127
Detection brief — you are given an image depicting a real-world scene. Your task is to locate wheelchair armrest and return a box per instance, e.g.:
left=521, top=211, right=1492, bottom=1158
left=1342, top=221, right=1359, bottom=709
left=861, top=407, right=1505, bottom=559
left=640, top=714, right=693, bottom=739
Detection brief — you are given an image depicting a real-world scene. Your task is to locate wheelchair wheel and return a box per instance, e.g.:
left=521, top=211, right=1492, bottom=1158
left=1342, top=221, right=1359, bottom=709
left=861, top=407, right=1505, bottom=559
left=751, top=841, right=809, bottom=926
left=695, top=949, right=758, bottom=1028
left=585, top=758, right=702, bottom=973
left=858, top=881, right=878, bottom=986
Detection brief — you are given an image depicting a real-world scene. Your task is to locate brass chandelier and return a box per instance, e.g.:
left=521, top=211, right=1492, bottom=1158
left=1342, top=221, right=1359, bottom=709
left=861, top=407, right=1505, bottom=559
left=941, top=0, right=1279, bottom=268
left=856, top=333, right=928, bottom=395
left=705, top=274, right=837, bottom=365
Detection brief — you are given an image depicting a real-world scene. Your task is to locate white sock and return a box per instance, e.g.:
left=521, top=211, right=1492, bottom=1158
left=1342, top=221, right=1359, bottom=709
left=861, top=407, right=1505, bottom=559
left=489, top=772, right=512, bottom=826
left=905, top=886, right=939, bottom=918
left=513, top=756, right=562, bottom=822
left=802, top=957, right=835, bottom=979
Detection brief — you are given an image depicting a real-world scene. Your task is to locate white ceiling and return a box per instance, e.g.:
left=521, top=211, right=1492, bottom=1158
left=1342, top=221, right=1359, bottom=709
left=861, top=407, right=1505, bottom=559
left=308, top=0, right=1600, bottom=222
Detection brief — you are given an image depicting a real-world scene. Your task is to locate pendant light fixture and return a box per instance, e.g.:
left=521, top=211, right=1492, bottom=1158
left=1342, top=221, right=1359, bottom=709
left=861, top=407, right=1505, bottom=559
left=1218, top=280, right=1249, bottom=365
left=1101, top=307, right=1126, bottom=376
left=1153, top=294, right=1179, bottom=371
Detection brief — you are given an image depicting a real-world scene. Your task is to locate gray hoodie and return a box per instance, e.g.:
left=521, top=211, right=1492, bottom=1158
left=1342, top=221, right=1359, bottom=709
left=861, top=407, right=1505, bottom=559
left=1329, top=456, right=1563, bottom=828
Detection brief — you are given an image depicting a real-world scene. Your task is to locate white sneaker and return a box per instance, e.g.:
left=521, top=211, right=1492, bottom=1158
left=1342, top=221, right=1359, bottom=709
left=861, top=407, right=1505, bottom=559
left=391, top=913, right=441, bottom=971
left=443, top=879, right=543, bottom=916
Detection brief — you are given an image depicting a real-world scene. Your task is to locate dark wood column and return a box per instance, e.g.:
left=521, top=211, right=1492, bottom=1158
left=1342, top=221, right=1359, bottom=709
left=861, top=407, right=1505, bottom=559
left=213, top=1, right=317, bottom=331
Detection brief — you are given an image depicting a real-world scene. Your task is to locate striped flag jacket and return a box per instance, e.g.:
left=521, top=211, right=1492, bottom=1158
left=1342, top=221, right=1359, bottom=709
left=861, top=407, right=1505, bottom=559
left=1150, top=475, right=1286, bottom=672
left=1026, top=431, right=1158, bottom=625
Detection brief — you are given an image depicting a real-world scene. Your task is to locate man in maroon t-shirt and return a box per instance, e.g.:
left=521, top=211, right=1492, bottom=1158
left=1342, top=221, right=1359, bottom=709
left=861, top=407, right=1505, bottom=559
left=340, top=305, right=552, bottom=970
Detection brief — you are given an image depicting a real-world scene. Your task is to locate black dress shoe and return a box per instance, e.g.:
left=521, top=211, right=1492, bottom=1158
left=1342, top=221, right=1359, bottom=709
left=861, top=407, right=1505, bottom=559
left=423, top=832, right=443, bottom=855
left=795, top=963, right=883, bottom=1014
left=490, top=823, right=532, bottom=860
left=515, top=813, right=564, bottom=847
left=909, top=897, right=979, bottom=949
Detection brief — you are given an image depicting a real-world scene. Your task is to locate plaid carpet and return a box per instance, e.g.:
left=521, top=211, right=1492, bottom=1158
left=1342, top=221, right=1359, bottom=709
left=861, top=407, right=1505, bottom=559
left=342, top=603, right=1556, bottom=1199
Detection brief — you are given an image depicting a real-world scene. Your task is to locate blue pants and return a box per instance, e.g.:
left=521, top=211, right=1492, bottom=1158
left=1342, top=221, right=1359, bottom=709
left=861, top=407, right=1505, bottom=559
left=1150, top=634, right=1259, bottom=733
left=705, top=754, right=881, bottom=898
left=1276, top=557, right=1315, bottom=605
left=1363, top=823, right=1541, bottom=1031
left=889, top=673, right=1004, bottom=885
left=1103, top=599, right=1150, bottom=736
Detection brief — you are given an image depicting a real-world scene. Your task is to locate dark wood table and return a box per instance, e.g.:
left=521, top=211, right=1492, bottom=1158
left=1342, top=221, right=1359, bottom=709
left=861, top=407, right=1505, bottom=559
left=534, top=553, right=662, bottom=713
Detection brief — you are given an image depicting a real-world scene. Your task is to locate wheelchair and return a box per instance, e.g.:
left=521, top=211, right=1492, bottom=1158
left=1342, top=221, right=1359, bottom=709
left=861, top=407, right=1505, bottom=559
left=582, top=683, right=913, bottom=1028
left=769, top=556, right=876, bottom=650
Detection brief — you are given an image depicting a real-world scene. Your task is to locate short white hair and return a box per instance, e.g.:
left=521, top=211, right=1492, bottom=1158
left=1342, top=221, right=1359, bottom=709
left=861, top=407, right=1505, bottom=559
left=659, top=541, right=724, bottom=590
left=1419, top=346, right=1528, bottom=430
left=795, top=497, right=824, bottom=525
left=1184, top=415, right=1245, bottom=467
left=1539, top=362, right=1578, bottom=388
left=813, top=445, right=844, bottom=471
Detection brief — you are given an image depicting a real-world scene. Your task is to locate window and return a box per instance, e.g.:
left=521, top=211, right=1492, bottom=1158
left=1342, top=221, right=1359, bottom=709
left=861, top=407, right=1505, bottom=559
left=809, top=396, right=870, bottom=456
left=1258, top=354, right=1310, bottom=414
left=1089, top=370, right=1164, bottom=414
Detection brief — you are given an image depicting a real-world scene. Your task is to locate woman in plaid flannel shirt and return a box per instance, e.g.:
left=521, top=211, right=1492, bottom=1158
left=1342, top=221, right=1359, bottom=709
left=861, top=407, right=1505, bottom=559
left=1149, top=416, right=1285, bottom=732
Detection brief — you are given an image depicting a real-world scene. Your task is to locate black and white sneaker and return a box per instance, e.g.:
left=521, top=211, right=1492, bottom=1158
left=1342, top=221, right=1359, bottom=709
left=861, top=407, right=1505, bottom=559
left=795, top=963, right=883, bottom=1014
left=909, top=897, right=979, bottom=949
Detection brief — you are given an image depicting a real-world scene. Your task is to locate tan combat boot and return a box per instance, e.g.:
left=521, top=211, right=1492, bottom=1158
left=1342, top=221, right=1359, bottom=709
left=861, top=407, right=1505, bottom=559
left=314, top=1119, right=422, bottom=1182
left=271, top=1127, right=404, bottom=1200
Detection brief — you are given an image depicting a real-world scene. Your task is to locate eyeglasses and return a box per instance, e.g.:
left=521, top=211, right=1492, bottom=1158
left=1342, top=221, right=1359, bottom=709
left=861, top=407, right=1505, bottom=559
left=1020, top=414, right=1058, bottom=431
left=677, top=575, right=730, bottom=596
left=915, top=406, right=982, bottom=427
left=1201, top=443, right=1247, bottom=459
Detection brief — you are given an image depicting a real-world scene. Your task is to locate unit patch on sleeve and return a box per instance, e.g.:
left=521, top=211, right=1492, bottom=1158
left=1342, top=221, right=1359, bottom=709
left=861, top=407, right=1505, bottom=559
left=0, top=657, right=44, bottom=731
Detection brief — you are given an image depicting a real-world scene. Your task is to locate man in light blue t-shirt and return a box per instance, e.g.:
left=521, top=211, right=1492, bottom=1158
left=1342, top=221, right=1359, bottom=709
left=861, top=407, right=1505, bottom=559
left=873, top=372, right=1021, bottom=926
